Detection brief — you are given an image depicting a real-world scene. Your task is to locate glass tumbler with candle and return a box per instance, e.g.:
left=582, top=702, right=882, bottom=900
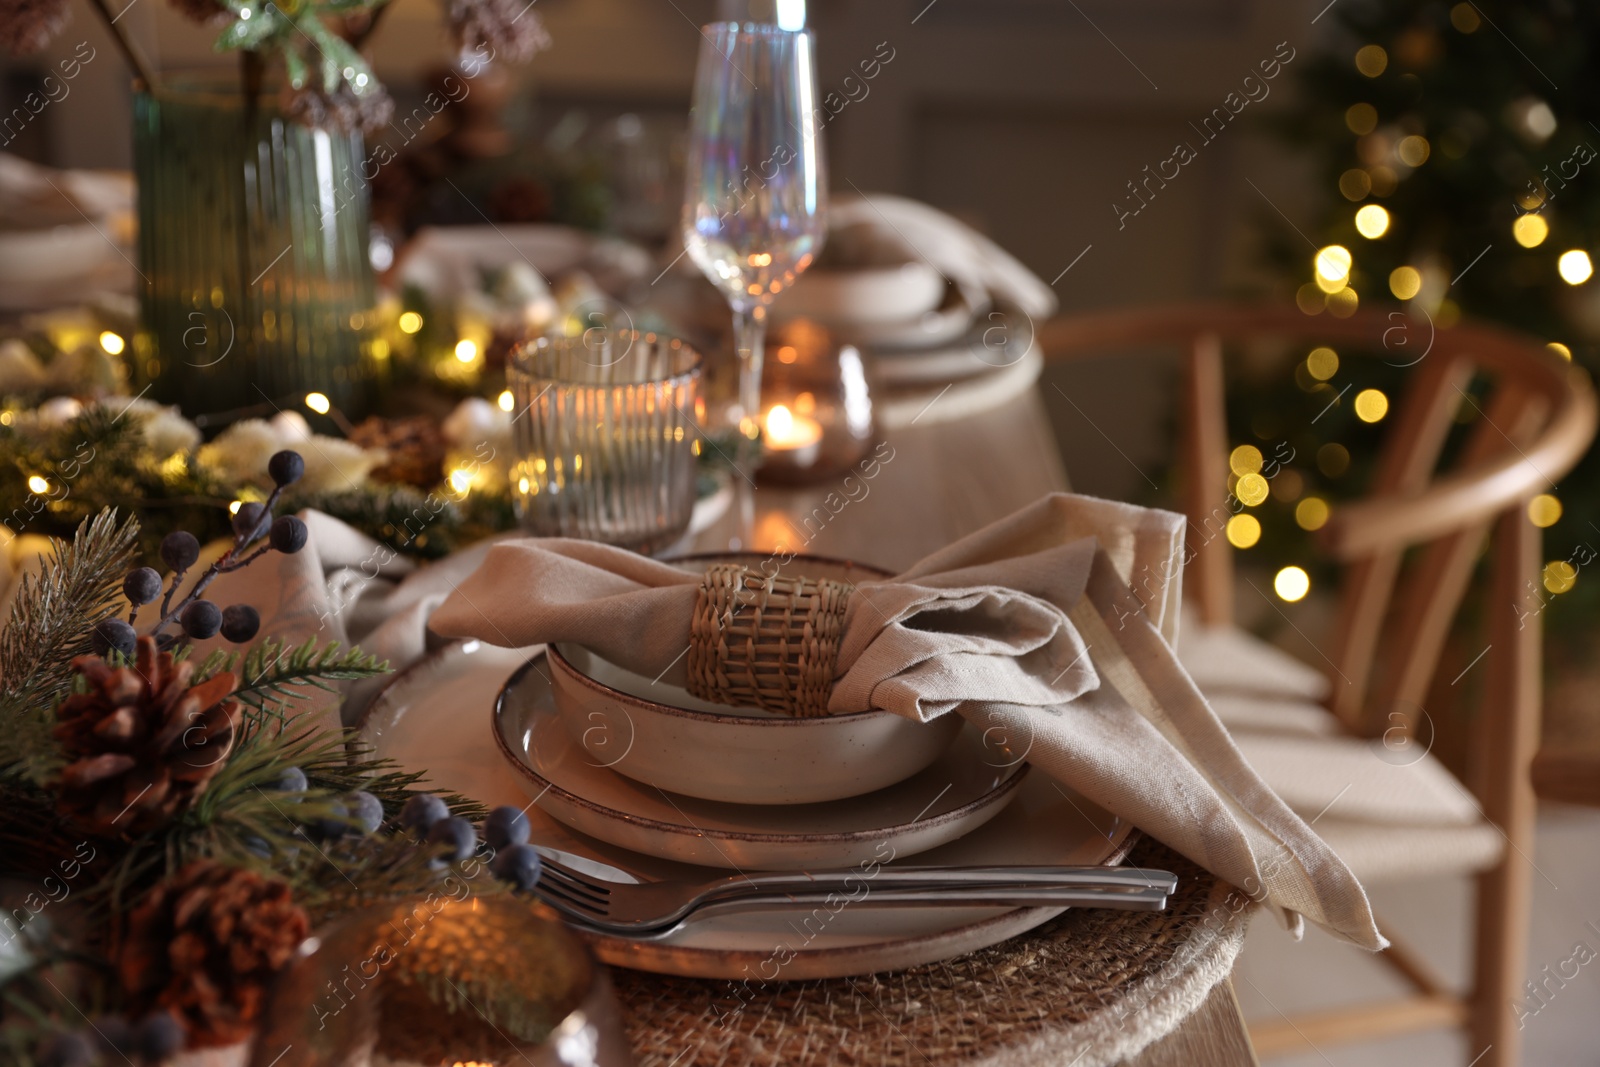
left=508, top=330, right=703, bottom=555
left=250, top=894, right=634, bottom=1067
left=758, top=317, right=875, bottom=482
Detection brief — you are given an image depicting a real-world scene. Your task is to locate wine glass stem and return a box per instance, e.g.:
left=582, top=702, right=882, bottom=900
left=731, top=305, right=766, bottom=546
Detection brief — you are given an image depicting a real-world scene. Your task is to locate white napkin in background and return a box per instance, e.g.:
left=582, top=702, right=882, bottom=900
left=431, top=492, right=1386, bottom=951
left=825, top=193, right=1060, bottom=322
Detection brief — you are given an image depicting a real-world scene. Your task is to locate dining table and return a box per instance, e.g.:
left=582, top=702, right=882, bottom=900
left=633, top=381, right=1262, bottom=1067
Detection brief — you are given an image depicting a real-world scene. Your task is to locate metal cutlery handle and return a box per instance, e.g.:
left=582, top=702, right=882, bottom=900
left=581, top=885, right=1172, bottom=940
left=692, top=884, right=1171, bottom=917
left=698, top=865, right=1177, bottom=903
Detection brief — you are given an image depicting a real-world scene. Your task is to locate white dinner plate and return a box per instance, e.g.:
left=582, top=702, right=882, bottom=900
left=834, top=279, right=984, bottom=350
left=498, top=653, right=1021, bottom=868
left=868, top=301, right=1040, bottom=387
left=359, top=641, right=1136, bottom=980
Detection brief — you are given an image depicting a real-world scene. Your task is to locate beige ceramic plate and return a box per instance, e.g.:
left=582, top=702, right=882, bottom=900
left=500, top=653, right=1025, bottom=869
left=360, top=640, right=1135, bottom=980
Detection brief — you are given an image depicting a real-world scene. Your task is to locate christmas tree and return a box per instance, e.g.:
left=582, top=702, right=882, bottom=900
left=1243, top=0, right=1599, bottom=658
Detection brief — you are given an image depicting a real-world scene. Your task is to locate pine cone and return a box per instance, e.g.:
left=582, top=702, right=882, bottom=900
left=54, top=637, right=240, bottom=836
left=119, top=860, right=310, bottom=1047
left=350, top=415, right=449, bottom=489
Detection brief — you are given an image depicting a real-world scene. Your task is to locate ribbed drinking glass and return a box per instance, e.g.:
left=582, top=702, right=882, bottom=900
left=509, top=331, right=703, bottom=554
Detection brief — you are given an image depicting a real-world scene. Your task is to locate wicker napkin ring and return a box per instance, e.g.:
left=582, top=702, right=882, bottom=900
left=686, top=563, right=854, bottom=717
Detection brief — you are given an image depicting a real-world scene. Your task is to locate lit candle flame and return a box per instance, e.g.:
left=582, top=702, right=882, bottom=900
left=767, top=403, right=795, bottom=441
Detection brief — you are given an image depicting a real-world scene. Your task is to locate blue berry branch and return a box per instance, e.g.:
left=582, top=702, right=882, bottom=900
left=93, top=451, right=310, bottom=657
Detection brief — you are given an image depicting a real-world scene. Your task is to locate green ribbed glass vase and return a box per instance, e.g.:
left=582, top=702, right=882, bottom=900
left=133, top=75, right=380, bottom=418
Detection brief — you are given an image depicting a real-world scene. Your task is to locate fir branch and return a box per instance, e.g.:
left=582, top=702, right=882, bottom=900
left=0, top=510, right=138, bottom=718
left=214, top=636, right=390, bottom=730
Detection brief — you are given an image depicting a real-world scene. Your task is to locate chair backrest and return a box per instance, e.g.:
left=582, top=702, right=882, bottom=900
left=1037, top=304, right=1596, bottom=737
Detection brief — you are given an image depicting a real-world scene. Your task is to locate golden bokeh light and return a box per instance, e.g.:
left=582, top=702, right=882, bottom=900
left=1547, top=342, right=1572, bottom=360
left=1345, top=104, right=1378, bottom=135
left=1339, top=169, right=1373, bottom=201
left=1355, top=204, right=1390, bottom=238
left=1296, top=283, right=1327, bottom=315
left=1306, top=346, right=1340, bottom=380
left=454, top=339, right=479, bottom=363
left=1354, top=388, right=1389, bottom=422
left=1355, top=45, right=1388, bottom=77
left=26, top=475, right=49, bottom=494
left=1226, top=514, right=1262, bottom=549
left=1235, top=472, right=1270, bottom=507
left=1296, top=497, right=1331, bottom=531
left=1450, top=2, right=1479, bottom=31
left=1389, top=265, right=1423, bottom=300
left=398, top=311, right=423, bottom=334
left=1558, top=249, right=1593, bottom=285
left=1513, top=214, right=1549, bottom=248
left=1397, top=135, right=1431, bottom=167
left=1275, top=566, right=1312, bottom=602
left=1543, top=560, right=1577, bottom=595
left=98, top=331, right=125, bottom=355
left=1528, top=494, right=1563, bottom=528
left=305, top=392, right=331, bottom=415
left=1315, top=245, right=1353, bottom=282
left=1229, top=445, right=1264, bottom=476
left=1326, top=285, right=1360, bottom=317
left=1318, top=442, right=1350, bottom=477
left=498, top=390, right=515, bottom=412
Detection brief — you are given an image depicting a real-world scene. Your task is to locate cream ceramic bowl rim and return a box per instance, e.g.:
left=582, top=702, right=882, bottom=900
left=495, top=652, right=1031, bottom=845
left=549, top=551, right=896, bottom=727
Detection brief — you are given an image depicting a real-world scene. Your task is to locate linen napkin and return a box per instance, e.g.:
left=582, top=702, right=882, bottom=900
left=431, top=493, right=1385, bottom=950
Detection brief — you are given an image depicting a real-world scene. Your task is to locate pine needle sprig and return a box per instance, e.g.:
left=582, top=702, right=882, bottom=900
left=197, top=636, right=390, bottom=733
left=0, top=509, right=138, bottom=718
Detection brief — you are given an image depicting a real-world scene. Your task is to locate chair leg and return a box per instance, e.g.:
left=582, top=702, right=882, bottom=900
left=1469, top=508, right=1542, bottom=1066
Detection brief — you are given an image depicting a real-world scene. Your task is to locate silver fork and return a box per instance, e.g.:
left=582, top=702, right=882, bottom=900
left=531, top=849, right=1177, bottom=933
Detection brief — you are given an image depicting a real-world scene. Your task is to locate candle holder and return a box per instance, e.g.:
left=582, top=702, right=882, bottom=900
left=757, top=317, right=876, bottom=484
left=250, top=894, right=634, bottom=1067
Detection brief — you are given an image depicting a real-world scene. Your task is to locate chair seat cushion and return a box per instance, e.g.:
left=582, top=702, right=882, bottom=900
left=1177, top=623, right=1507, bottom=883
left=1208, top=693, right=1342, bottom=738
left=1311, top=820, right=1504, bottom=882
left=1175, top=619, right=1330, bottom=702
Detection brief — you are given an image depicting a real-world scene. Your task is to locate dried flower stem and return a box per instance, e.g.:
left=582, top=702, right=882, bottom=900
left=83, top=0, right=158, bottom=90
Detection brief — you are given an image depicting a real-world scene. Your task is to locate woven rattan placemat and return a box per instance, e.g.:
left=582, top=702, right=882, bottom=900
left=612, top=839, right=1253, bottom=1067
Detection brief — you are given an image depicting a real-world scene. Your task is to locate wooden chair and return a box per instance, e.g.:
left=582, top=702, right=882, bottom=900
left=1035, top=303, right=1596, bottom=1067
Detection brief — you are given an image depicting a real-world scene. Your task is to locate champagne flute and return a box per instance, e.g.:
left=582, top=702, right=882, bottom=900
left=682, top=22, right=827, bottom=536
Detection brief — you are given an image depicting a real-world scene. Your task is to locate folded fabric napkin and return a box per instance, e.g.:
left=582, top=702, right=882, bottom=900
left=432, top=492, right=1385, bottom=950
left=825, top=193, right=1060, bottom=322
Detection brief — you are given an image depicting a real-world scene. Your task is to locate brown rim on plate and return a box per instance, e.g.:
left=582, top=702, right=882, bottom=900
left=495, top=652, right=1029, bottom=845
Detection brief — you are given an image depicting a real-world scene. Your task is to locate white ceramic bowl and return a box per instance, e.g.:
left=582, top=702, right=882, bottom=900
left=776, top=260, right=947, bottom=327
left=544, top=554, right=963, bottom=805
